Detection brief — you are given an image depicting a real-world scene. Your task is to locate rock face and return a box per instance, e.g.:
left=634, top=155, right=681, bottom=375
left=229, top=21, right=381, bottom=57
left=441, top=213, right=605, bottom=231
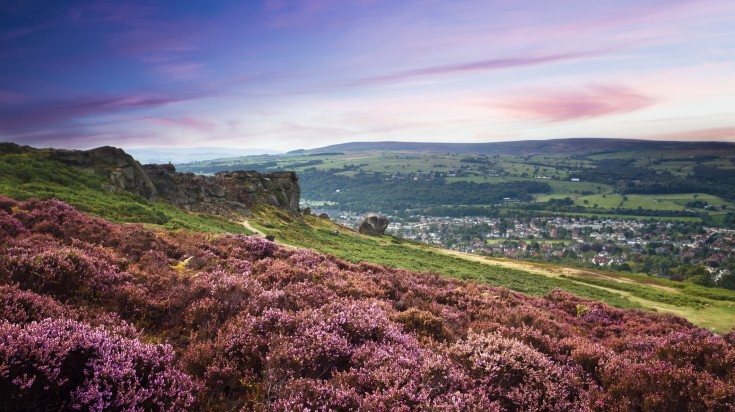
left=144, top=166, right=300, bottom=218
left=50, top=146, right=159, bottom=200
left=358, top=213, right=389, bottom=236
left=50, top=146, right=301, bottom=217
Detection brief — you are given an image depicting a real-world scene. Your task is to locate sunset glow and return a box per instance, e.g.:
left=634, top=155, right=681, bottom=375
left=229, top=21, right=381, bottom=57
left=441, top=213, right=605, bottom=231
left=1, top=0, right=734, bottom=150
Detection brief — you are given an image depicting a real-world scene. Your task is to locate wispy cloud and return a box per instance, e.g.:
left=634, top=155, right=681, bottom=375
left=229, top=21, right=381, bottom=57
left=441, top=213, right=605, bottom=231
left=145, top=116, right=216, bottom=132
left=263, top=0, right=378, bottom=28
left=69, top=2, right=152, bottom=20
left=0, top=22, right=54, bottom=41
left=0, top=92, right=191, bottom=134
left=349, top=50, right=603, bottom=87
left=0, top=89, right=28, bottom=104
left=492, top=85, right=655, bottom=122
left=155, top=63, right=203, bottom=81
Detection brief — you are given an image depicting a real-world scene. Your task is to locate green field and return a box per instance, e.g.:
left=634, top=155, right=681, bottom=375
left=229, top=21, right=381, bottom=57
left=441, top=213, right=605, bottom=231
left=177, top=149, right=735, bottom=223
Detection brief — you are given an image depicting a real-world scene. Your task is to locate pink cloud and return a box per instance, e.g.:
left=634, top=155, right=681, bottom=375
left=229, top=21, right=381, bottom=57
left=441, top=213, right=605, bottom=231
left=647, top=127, right=735, bottom=141
left=493, top=85, right=655, bottom=122
left=350, top=50, right=602, bottom=86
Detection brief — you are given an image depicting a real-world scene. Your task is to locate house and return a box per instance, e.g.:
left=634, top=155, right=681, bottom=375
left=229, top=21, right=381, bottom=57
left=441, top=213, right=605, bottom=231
left=593, top=255, right=610, bottom=266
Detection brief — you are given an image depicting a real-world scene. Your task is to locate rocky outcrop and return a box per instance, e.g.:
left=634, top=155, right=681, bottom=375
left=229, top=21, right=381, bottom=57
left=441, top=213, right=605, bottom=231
left=50, top=146, right=158, bottom=200
left=144, top=166, right=300, bottom=218
left=358, top=213, right=389, bottom=236
left=50, top=146, right=301, bottom=217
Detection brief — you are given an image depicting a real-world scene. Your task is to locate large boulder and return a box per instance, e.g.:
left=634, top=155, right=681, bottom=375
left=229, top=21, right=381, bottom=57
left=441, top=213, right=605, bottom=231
left=358, top=213, right=389, bottom=236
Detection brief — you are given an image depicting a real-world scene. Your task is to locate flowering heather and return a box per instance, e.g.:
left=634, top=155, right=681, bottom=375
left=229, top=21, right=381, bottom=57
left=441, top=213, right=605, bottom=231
left=1, top=197, right=734, bottom=410
left=0, top=319, right=196, bottom=411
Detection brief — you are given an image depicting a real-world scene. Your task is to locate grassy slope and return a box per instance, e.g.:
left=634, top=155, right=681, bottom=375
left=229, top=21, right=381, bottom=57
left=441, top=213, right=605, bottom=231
left=0, top=150, right=252, bottom=235
left=2, top=147, right=732, bottom=332
left=252, top=208, right=735, bottom=333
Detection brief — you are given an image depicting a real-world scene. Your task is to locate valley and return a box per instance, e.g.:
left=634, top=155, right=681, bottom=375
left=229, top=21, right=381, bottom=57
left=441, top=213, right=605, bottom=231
left=2, top=140, right=735, bottom=410
left=177, top=139, right=735, bottom=292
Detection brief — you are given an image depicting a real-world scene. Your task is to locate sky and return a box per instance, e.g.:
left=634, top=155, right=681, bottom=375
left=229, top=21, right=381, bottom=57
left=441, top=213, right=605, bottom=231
left=1, top=0, right=734, bottom=151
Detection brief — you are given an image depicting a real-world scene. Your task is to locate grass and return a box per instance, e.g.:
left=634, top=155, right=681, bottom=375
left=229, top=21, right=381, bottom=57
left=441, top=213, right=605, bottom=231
left=5, top=146, right=733, bottom=332
left=528, top=210, right=702, bottom=222
left=253, top=208, right=638, bottom=306
left=0, top=151, right=253, bottom=235
left=248, top=206, right=735, bottom=332
left=574, top=194, right=624, bottom=209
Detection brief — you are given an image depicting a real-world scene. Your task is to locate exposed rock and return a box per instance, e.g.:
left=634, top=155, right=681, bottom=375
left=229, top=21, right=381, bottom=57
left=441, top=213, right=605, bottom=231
left=50, top=146, right=158, bottom=200
left=49, top=146, right=301, bottom=218
left=358, top=213, right=389, bottom=236
left=319, top=213, right=330, bottom=219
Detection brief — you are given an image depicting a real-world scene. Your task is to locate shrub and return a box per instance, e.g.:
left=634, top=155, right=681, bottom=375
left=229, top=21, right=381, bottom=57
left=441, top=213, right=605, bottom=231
left=449, top=332, right=589, bottom=411
left=0, top=319, right=196, bottom=410
left=2, top=245, right=128, bottom=302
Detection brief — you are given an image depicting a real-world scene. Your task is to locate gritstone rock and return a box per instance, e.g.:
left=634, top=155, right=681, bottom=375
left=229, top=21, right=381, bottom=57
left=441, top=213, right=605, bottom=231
left=358, top=213, right=389, bottom=236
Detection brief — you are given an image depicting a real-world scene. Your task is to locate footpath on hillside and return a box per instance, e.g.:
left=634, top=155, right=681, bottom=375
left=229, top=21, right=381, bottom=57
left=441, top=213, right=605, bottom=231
left=241, top=220, right=265, bottom=236
left=433, top=247, right=734, bottom=331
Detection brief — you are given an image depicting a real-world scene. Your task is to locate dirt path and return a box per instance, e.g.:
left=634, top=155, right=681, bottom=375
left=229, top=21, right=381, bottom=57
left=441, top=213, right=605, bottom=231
left=435, top=247, right=687, bottom=306
left=241, top=220, right=265, bottom=236
left=436, top=248, right=680, bottom=293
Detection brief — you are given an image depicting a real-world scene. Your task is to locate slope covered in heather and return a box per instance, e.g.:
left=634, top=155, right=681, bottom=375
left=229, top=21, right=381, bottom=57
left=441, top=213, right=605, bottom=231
left=1, top=196, right=734, bottom=410
left=3, top=143, right=735, bottom=333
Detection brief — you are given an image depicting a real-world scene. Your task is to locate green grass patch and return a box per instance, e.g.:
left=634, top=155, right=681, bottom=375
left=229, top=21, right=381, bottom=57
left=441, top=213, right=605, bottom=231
left=259, top=213, right=639, bottom=309
left=0, top=152, right=252, bottom=235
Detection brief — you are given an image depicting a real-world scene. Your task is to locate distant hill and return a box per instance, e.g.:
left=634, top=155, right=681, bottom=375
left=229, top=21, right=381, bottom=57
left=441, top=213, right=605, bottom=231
left=125, top=147, right=283, bottom=164
left=293, top=138, right=735, bottom=156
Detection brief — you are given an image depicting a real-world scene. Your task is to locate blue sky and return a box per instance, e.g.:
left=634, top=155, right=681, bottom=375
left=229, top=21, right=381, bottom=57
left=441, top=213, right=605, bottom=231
left=1, top=0, right=734, bottom=150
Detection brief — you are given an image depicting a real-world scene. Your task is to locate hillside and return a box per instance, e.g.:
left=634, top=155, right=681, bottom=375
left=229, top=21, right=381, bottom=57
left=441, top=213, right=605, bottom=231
left=175, top=139, right=735, bottom=291
left=180, top=139, right=735, bottom=219
left=292, top=138, right=735, bottom=156
left=2, top=196, right=735, bottom=410
left=2, top=144, right=735, bottom=409
left=3, top=143, right=735, bottom=332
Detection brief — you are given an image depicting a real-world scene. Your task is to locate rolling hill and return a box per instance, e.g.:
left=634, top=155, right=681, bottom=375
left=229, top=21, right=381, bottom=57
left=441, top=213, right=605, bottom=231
left=2, top=143, right=735, bottom=410
left=292, top=138, right=735, bottom=156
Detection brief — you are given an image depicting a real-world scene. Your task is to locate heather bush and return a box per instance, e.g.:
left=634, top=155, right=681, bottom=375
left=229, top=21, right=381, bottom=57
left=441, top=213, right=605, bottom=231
left=2, top=245, right=129, bottom=302
left=595, top=356, right=735, bottom=410
left=653, top=330, right=735, bottom=379
left=449, top=332, right=589, bottom=411
left=0, top=214, right=26, bottom=238
left=0, top=194, right=17, bottom=213
left=118, top=225, right=182, bottom=261
left=0, top=284, right=73, bottom=324
left=220, top=234, right=278, bottom=260
left=13, top=198, right=119, bottom=246
left=0, top=319, right=196, bottom=410
left=1, top=196, right=734, bottom=411
left=393, top=307, right=451, bottom=342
